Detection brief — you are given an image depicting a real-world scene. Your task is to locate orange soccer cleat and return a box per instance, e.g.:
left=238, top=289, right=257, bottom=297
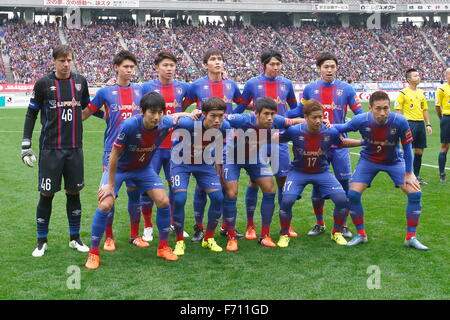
left=131, top=236, right=150, bottom=248
left=245, top=226, right=257, bottom=240
left=259, top=235, right=277, bottom=248
left=226, top=238, right=238, bottom=251
left=85, top=253, right=100, bottom=270
left=157, top=247, right=179, bottom=261
left=103, top=238, right=116, bottom=251
left=288, top=225, right=298, bottom=238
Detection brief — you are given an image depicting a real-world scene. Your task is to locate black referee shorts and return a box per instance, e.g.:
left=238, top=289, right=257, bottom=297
left=441, top=115, right=450, bottom=144
left=38, top=148, right=84, bottom=193
left=408, top=120, right=427, bottom=149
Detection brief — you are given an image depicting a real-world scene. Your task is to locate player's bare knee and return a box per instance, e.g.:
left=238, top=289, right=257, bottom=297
left=155, top=196, right=170, bottom=208
left=441, top=144, right=449, bottom=153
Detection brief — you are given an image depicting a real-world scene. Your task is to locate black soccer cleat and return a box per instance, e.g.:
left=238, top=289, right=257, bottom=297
left=219, top=228, right=244, bottom=239
left=191, top=224, right=204, bottom=242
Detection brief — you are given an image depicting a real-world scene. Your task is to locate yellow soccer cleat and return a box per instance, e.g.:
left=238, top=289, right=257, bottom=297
left=331, top=232, right=348, bottom=246
left=201, top=238, right=223, bottom=252
left=173, top=240, right=186, bottom=256
left=277, top=235, right=291, bottom=248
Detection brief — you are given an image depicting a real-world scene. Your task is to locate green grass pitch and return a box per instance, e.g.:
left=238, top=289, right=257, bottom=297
left=0, top=102, right=449, bottom=300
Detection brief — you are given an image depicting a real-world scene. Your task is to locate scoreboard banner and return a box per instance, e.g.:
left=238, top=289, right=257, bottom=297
left=44, top=0, right=139, bottom=7
left=312, top=4, right=349, bottom=11
left=407, top=4, right=450, bottom=11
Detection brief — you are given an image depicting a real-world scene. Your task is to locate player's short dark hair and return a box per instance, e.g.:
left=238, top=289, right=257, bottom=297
left=202, top=97, right=226, bottom=115
left=203, top=48, right=224, bottom=64
left=255, top=97, right=277, bottom=114
left=52, top=45, right=73, bottom=59
left=405, top=68, right=418, bottom=81
left=140, top=92, right=166, bottom=114
left=303, top=99, right=324, bottom=116
left=316, top=52, right=338, bottom=67
left=369, top=91, right=390, bottom=107
left=113, top=50, right=137, bottom=66
left=154, top=51, right=178, bottom=65
left=260, top=49, right=282, bottom=70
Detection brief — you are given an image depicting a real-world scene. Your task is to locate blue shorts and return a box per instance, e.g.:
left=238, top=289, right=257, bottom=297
left=266, top=142, right=290, bottom=178
left=283, top=169, right=344, bottom=199
left=351, top=157, right=405, bottom=187
left=223, top=162, right=273, bottom=182
left=100, top=152, right=136, bottom=189
left=327, top=148, right=352, bottom=181
left=100, top=166, right=165, bottom=196
left=170, top=162, right=222, bottom=191
left=151, top=148, right=171, bottom=181
left=408, top=120, right=427, bottom=149
left=440, top=115, right=450, bottom=144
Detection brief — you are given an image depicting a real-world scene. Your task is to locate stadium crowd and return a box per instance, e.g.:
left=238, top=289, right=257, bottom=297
left=1, top=20, right=448, bottom=84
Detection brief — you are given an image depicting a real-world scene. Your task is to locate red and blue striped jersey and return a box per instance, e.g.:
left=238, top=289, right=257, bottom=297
left=141, top=79, right=188, bottom=149
left=299, top=79, right=362, bottom=123
left=113, top=115, right=177, bottom=172
left=280, top=123, right=343, bottom=174
left=28, top=72, right=90, bottom=150
left=334, top=112, right=413, bottom=165
left=184, top=76, right=242, bottom=114
left=235, top=74, right=297, bottom=116
left=87, top=83, right=142, bottom=153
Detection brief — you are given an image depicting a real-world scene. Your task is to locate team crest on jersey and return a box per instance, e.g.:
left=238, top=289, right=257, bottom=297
left=390, top=128, right=397, bottom=135
left=75, top=83, right=81, bottom=91
left=336, top=89, right=343, bottom=96
left=50, top=86, right=56, bottom=91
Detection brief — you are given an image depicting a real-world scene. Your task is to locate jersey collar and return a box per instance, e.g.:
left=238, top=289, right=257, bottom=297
left=318, top=78, right=337, bottom=88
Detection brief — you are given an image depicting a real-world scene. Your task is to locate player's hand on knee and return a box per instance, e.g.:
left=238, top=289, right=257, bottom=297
left=98, top=184, right=114, bottom=202
left=404, top=172, right=421, bottom=192
left=21, top=140, right=36, bottom=167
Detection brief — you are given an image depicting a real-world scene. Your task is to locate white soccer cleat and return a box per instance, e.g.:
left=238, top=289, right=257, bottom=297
left=32, top=243, right=47, bottom=257
left=183, top=230, right=190, bottom=238
left=142, top=227, right=154, bottom=242
left=69, top=239, right=90, bottom=252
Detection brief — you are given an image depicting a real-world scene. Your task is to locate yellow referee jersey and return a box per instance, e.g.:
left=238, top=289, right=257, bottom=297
left=436, top=83, right=450, bottom=116
left=395, top=87, right=428, bottom=121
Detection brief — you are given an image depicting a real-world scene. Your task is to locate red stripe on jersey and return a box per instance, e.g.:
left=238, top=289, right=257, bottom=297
left=321, top=86, right=334, bottom=123
left=87, top=102, right=99, bottom=112
left=304, top=132, right=321, bottom=174
left=264, top=81, right=277, bottom=99
left=161, top=85, right=176, bottom=149
left=211, top=82, right=224, bottom=99
left=370, top=124, right=389, bottom=163
left=54, top=80, right=62, bottom=149
left=402, top=129, right=414, bottom=145
left=70, top=79, right=76, bottom=148
left=113, top=141, right=125, bottom=149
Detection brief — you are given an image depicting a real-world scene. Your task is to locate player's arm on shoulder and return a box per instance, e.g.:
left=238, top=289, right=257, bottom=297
left=226, top=113, right=246, bottom=128
left=286, top=81, right=298, bottom=109
left=348, top=87, right=363, bottom=115
left=182, top=82, right=197, bottom=111
left=332, top=116, right=359, bottom=133
left=233, top=81, right=252, bottom=113
left=83, top=88, right=104, bottom=121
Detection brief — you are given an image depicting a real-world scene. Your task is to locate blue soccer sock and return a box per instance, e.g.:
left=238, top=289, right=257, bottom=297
left=261, top=193, right=275, bottom=237
left=36, top=194, right=54, bottom=240
left=141, top=193, right=154, bottom=228
left=66, top=193, right=81, bottom=238
left=438, top=152, right=447, bottom=175
left=127, top=189, right=141, bottom=239
left=277, top=186, right=284, bottom=207
left=193, top=186, right=207, bottom=230
left=204, top=190, right=224, bottom=240
left=104, top=205, right=115, bottom=239
left=406, top=192, right=422, bottom=240
left=173, top=191, right=187, bottom=241
left=90, top=208, right=111, bottom=255
left=279, top=195, right=296, bottom=235
left=156, top=205, right=171, bottom=248
left=348, top=190, right=366, bottom=237
left=245, top=185, right=258, bottom=228
left=312, top=197, right=325, bottom=226
left=223, top=197, right=237, bottom=238
left=330, top=192, right=348, bottom=234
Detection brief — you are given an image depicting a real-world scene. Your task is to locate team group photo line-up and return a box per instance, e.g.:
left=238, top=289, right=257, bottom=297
left=20, top=43, right=450, bottom=269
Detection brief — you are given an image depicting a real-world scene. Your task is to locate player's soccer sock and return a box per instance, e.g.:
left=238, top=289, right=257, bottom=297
left=438, top=152, right=447, bottom=175
left=312, top=197, right=325, bottom=226
left=193, top=186, right=207, bottom=230
left=104, top=205, right=115, bottom=239
left=90, top=208, right=110, bottom=255
left=413, top=153, right=423, bottom=177
left=204, top=190, right=224, bottom=240
left=156, top=205, right=171, bottom=249
left=36, top=194, right=54, bottom=240
left=141, top=193, right=153, bottom=228
left=245, top=185, right=258, bottom=228
left=406, top=192, right=422, bottom=240
left=173, top=191, right=187, bottom=241
left=168, top=187, right=174, bottom=224
left=348, top=190, right=366, bottom=237
left=277, top=186, right=284, bottom=207
left=223, top=197, right=237, bottom=238
left=261, top=193, right=275, bottom=237
left=279, top=195, right=296, bottom=235
left=338, top=179, right=350, bottom=226
left=127, top=189, right=141, bottom=239
left=330, top=192, right=348, bottom=234
left=66, top=193, right=82, bottom=237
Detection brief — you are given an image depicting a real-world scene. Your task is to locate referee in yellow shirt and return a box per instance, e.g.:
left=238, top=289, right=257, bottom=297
left=395, top=68, right=432, bottom=185
left=435, top=68, right=450, bottom=183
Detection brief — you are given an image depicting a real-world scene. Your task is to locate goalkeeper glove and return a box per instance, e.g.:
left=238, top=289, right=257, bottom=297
left=21, top=139, right=36, bottom=167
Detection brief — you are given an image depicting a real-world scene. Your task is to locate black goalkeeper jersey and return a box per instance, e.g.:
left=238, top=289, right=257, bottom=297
left=28, top=72, right=90, bottom=150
